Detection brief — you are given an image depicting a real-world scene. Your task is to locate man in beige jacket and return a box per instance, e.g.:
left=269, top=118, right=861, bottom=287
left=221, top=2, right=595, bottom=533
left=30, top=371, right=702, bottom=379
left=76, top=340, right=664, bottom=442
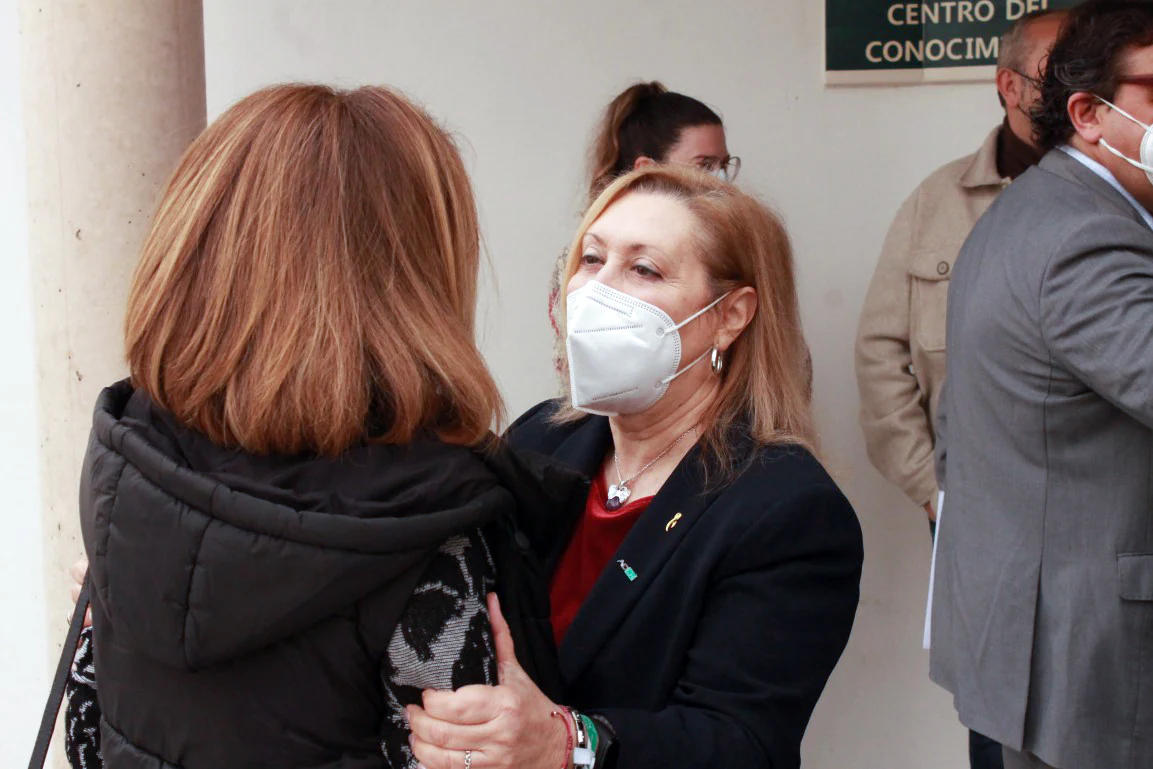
left=855, top=10, right=1066, bottom=769
left=856, top=10, right=1065, bottom=521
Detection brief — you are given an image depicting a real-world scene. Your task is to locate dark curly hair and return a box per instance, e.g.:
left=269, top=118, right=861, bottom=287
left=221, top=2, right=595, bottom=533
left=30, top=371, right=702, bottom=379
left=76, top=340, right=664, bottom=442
left=1033, top=0, right=1153, bottom=151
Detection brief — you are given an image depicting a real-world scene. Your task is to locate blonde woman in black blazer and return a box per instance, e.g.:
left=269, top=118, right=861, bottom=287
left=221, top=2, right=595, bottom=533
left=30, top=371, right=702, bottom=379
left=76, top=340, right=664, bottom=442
left=407, top=166, right=863, bottom=769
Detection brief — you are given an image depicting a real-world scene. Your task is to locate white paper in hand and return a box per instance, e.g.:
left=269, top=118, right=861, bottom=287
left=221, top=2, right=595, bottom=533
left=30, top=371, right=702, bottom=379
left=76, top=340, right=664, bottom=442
left=923, top=490, right=945, bottom=650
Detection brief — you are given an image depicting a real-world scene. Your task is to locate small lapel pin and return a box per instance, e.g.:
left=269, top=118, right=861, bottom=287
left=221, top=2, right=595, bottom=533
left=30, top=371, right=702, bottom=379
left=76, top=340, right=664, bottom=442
left=618, top=559, right=638, bottom=582
left=665, top=512, right=683, bottom=532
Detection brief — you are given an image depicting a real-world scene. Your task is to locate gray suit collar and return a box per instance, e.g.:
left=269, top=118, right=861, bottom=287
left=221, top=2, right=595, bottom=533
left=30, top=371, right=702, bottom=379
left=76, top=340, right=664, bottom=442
left=1039, top=149, right=1146, bottom=226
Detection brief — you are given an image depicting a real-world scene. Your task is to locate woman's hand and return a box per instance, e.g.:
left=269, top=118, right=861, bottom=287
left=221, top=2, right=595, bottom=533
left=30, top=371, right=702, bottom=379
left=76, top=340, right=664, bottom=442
left=407, top=594, right=571, bottom=769
left=70, top=557, right=92, bottom=628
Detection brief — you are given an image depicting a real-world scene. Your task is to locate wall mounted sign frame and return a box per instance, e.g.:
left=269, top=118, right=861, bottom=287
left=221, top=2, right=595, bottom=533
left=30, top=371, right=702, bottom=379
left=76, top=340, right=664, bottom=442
left=826, top=0, right=1082, bottom=86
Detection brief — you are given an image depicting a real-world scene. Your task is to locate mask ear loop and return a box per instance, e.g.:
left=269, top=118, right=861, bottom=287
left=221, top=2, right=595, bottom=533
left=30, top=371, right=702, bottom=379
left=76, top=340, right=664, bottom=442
left=1097, top=96, right=1152, bottom=131
left=1096, top=96, right=1153, bottom=174
left=669, top=291, right=731, bottom=333
left=1098, top=139, right=1153, bottom=174
left=658, top=292, right=732, bottom=385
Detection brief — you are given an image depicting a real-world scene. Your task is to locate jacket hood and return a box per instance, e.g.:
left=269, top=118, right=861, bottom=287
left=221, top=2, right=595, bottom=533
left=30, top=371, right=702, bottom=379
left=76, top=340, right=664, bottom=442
left=80, top=381, right=511, bottom=671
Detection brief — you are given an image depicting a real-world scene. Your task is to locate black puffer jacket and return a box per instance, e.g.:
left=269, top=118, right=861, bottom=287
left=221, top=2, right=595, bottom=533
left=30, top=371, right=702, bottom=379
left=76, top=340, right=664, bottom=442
left=79, top=381, right=570, bottom=769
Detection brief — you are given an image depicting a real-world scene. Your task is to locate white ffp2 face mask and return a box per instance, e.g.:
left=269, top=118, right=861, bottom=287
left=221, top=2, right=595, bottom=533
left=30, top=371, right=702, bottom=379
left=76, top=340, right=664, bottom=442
left=565, top=281, right=729, bottom=416
left=1097, top=96, right=1153, bottom=185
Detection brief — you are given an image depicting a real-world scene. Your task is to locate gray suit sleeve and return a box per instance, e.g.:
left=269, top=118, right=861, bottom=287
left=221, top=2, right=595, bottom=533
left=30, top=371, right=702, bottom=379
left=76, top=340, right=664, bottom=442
left=1041, top=217, right=1153, bottom=428
left=934, top=380, right=947, bottom=491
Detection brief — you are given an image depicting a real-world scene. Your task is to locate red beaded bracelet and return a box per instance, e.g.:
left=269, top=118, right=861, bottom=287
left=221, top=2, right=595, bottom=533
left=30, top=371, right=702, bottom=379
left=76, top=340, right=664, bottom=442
left=550, top=707, right=575, bottom=769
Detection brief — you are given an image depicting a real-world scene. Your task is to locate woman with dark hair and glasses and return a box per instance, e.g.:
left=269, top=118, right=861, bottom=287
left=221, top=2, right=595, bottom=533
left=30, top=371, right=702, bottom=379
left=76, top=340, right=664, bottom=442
left=546, top=82, right=739, bottom=383
left=586, top=82, right=740, bottom=193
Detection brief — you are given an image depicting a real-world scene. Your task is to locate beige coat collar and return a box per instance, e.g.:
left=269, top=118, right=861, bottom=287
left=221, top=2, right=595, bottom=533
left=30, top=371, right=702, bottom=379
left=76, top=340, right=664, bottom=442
left=960, top=125, right=1006, bottom=189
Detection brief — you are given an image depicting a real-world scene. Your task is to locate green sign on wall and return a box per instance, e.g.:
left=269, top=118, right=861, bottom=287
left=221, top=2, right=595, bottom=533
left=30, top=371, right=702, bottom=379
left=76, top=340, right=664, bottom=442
left=826, top=0, right=1082, bottom=85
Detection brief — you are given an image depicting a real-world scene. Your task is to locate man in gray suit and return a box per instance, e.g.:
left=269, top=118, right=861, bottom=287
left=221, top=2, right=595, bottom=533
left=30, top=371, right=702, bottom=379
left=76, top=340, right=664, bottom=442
left=931, top=2, right=1153, bottom=768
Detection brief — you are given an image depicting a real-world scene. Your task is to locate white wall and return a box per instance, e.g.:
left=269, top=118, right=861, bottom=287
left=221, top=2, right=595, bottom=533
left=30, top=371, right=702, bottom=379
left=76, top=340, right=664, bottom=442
left=0, top=0, right=48, bottom=764
left=203, top=2, right=1000, bottom=766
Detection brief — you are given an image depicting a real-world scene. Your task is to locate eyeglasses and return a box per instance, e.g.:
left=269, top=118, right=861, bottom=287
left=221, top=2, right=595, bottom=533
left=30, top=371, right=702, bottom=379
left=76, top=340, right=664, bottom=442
left=1011, top=68, right=1044, bottom=89
left=700, top=156, right=742, bottom=182
left=1117, top=74, right=1153, bottom=87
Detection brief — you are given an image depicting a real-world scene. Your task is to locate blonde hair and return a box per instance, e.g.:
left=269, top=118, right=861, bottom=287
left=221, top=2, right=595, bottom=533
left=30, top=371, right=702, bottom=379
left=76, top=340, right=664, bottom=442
left=557, top=166, right=815, bottom=473
left=126, top=83, right=503, bottom=456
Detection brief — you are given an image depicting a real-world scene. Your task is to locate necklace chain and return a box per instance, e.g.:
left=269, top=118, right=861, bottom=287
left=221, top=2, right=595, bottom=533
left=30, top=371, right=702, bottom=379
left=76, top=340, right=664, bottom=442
left=613, top=425, right=699, bottom=493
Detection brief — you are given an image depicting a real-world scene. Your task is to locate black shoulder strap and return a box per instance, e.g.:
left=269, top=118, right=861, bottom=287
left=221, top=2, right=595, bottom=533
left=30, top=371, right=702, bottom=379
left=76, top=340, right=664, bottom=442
left=28, top=576, right=90, bottom=769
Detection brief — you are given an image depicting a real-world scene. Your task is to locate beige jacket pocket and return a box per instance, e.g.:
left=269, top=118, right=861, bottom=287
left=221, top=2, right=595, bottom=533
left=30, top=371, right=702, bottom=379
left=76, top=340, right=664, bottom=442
left=908, top=249, right=952, bottom=354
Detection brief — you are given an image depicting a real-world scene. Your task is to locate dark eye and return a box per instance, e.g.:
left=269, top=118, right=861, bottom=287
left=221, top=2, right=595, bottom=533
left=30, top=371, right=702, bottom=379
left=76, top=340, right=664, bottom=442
left=581, top=251, right=603, bottom=266
left=633, top=264, right=661, bottom=279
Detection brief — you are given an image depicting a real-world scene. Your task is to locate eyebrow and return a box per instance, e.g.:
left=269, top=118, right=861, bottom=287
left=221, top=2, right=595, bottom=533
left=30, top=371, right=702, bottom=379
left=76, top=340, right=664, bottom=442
left=583, top=230, right=671, bottom=257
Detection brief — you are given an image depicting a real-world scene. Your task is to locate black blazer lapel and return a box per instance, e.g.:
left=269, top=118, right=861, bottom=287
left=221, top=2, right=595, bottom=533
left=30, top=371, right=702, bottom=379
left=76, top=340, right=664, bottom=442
left=558, top=444, right=722, bottom=684
left=549, top=416, right=613, bottom=479
left=540, top=416, right=613, bottom=570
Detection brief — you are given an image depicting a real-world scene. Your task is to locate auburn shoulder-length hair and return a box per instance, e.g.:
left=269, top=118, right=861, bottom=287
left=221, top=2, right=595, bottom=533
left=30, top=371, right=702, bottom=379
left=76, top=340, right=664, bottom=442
left=557, top=166, right=815, bottom=472
left=126, top=84, right=503, bottom=456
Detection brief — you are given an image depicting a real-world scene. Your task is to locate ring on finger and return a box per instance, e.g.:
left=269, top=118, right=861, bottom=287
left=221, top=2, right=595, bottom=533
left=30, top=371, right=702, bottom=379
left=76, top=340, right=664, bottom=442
left=463, top=750, right=473, bottom=769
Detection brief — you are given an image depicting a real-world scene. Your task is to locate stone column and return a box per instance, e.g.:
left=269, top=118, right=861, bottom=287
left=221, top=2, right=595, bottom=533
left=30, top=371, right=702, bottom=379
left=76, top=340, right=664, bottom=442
left=19, top=0, right=206, bottom=725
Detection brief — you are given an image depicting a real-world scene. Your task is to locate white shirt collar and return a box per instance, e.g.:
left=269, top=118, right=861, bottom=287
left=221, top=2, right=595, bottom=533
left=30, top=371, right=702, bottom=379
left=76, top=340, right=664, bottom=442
left=1059, top=145, right=1153, bottom=231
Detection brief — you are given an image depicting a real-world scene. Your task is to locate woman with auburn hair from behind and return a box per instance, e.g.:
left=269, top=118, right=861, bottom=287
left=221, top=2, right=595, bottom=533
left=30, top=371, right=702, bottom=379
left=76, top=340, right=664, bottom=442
left=66, top=84, right=576, bottom=769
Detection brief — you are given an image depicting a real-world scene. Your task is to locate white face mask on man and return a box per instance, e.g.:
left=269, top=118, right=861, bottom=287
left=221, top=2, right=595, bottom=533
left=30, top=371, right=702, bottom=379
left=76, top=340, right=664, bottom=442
left=1096, top=95, right=1153, bottom=185
left=565, top=280, right=728, bottom=417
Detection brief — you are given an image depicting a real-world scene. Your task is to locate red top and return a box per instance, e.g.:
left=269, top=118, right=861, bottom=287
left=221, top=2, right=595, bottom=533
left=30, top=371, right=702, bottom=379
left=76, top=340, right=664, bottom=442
left=549, top=474, right=654, bottom=645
